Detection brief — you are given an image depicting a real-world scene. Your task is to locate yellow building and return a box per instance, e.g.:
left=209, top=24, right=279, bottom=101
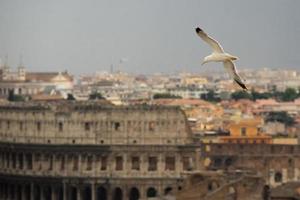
left=220, top=118, right=272, bottom=144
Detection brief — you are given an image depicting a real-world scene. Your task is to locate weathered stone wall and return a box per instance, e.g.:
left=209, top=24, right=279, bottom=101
left=0, top=102, right=197, bottom=200
left=201, top=143, right=300, bottom=187
left=0, top=102, right=192, bottom=145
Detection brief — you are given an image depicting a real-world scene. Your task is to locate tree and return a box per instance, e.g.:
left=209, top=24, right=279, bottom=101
left=251, top=90, right=272, bottom=101
left=265, top=111, right=295, bottom=127
left=153, top=93, right=182, bottom=99
left=231, top=90, right=252, bottom=100
left=280, top=88, right=298, bottom=102
left=67, top=93, right=76, bottom=100
left=89, top=92, right=105, bottom=100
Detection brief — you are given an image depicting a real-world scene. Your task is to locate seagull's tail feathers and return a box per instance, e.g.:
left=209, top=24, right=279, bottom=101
left=234, top=78, right=248, bottom=90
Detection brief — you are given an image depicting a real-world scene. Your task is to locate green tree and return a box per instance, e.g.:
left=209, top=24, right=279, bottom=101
left=280, top=88, right=298, bottom=102
left=231, top=90, right=252, bottom=100
left=89, top=92, right=105, bottom=100
left=153, top=93, right=182, bottom=99
left=251, top=90, right=272, bottom=101
left=265, top=111, right=295, bottom=127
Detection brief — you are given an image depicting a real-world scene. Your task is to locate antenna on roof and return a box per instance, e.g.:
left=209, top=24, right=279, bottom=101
left=19, top=54, right=24, bottom=67
left=4, top=55, right=8, bottom=67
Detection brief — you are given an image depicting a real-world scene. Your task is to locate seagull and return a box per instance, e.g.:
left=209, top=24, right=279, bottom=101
left=195, top=27, right=248, bottom=90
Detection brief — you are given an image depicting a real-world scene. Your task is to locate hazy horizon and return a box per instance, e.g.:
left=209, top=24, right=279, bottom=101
left=0, top=0, right=299, bottom=75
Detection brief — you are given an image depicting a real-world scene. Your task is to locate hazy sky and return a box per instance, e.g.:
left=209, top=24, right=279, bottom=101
left=0, top=0, right=299, bottom=75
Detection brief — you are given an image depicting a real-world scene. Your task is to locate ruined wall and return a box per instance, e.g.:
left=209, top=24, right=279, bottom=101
left=201, top=143, right=300, bottom=187
left=0, top=102, right=192, bottom=145
left=0, top=102, right=197, bottom=200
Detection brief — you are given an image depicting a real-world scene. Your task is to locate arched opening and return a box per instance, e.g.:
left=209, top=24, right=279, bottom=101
left=10, top=184, right=15, bottom=200
left=33, top=184, right=41, bottom=200
left=225, top=158, right=233, bottom=167
left=113, top=187, right=123, bottom=200
left=262, top=185, right=270, bottom=200
left=43, top=186, right=52, bottom=200
left=275, top=172, right=283, bottom=183
left=69, top=187, right=77, bottom=200
left=17, top=185, right=22, bottom=200
left=56, top=187, right=63, bottom=200
left=164, top=187, right=172, bottom=195
left=214, top=158, right=222, bottom=168
left=97, top=187, right=107, bottom=200
left=83, top=186, right=92, bottom=200
left=129, top=187, right=140, bottom=200
left=25, top=184, right=31, bottom=200
left=147, top=187, right=157, bottom=198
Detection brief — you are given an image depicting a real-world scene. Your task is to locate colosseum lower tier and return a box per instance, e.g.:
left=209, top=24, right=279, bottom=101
left=0, top=102, right=198, bottom=200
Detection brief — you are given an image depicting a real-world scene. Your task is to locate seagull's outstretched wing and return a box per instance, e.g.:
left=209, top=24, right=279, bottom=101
left=195, top=27, right=224, bottom=53
left=223, top=60, right=248, bottom=90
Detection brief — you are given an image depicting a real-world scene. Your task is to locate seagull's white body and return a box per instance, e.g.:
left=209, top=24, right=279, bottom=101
left=195, top=27, right=247, bottom=90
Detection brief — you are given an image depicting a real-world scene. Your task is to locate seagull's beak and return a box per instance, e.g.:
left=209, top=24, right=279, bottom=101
left=201, top=61, right=206, bottom=66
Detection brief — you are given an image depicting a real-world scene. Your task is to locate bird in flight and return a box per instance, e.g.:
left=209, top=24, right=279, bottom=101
left=195, top=27, right=248, bottom=90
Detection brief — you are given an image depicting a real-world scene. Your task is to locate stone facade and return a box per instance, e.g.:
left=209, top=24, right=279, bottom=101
left=201, top=143, right=300, bottom=188
left=0, top=102, right=197, bottom=200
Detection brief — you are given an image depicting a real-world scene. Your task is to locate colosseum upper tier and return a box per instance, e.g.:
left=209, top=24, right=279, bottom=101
left=0, top=101, right=198, bottom=200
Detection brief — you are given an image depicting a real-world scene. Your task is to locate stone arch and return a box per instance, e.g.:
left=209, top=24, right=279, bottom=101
left=33, top=184, right=41, bottom=200
left=113, top=187, right=123, bottom=200
left=97, top=186, right=107, bottom=200
left=146, top=187, right=157, bottom=198
left=164, top=187, right=173, bottom=195
left=129, top=187, right=140, bottom=200
left=213, top=158, right=222, bottom=168
left=83, top=186, right=92, bottom=200
left=69, top=186, right=77, bottom=200
left=56, top=186, right=63, bottom=200
left=262, top=185, right=270, bottom=200
left=43, top=186, right=52, bottom=200
left=24, top=184, right=31, bottom=200
left=274, top=172, right=283, bottom=183
left=225, top=157, right=233, bottom=167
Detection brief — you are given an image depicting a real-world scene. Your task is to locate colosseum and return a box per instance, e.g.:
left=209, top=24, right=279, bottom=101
left=0, top=101, right=199, bottom=200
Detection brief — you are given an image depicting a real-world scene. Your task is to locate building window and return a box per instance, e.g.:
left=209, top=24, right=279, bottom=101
left=12, top=153, right=16, bottom=169
left=149, top=121, right=155, bottom=131
left=37, top=122, right=41, bottom=131
left=274, top=172, right=282, bottom=183
left=131, top=157, right=140, bottom=170
left=115, top=156, right=123, bottom=171
left=165, top=156, right=175, bottom=171
left=18, top=153, right=23, bottom=170
left=114, top=122, right=120, bottom=131
left=73, top=155, right=79, bottom=171
left=60, top=155, right=65, bottom=170
left=101, top=156, right=107, bottom=171
left=26, top=153, right=32, bottom=170
left=6, top=152, right=10, bottom=168
left=86, top=155, right=93, bottom=171
left=6, top=121, right=10, bottom=129
left=85, top=122, right=91, bottom=131
left=58, top=122, right=63, bottom=132
left=183, top=157, right=192, bottom=171
left=148, top=157, right=157, bottom=171
left=19, top=121, right=23, bottom=131
left=241, top=127, right=246, bottom=136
